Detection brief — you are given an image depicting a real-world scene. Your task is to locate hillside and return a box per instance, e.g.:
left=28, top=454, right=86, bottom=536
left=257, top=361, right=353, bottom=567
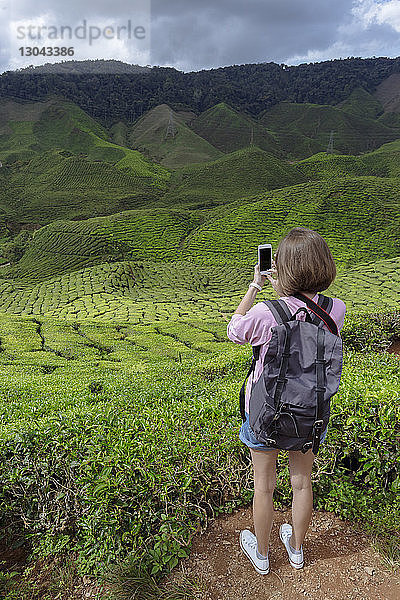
left=0, top=96, right=108, bottom=164
left=336, top=86, right=384, bottom=119
left=190, top=102, right=282, bottom=156
left=178, top=177, right=400, bottom=270
left=294, top=142, right=400, bottom=179
left=0, top=96, right=171, bottom=178
left=374, top=72, right=400, bottom=112
left=0, top=208, right=203, bottom=281
left=1, top=89, right=400, bottom=226
left=0, top=98, right=171, bottom=223
left=2, top=56, right=400, bottom=124
left=259, top=100, right=398, bottom=157
left=162, top=146, right=305, bottom=208
left=0, top=80, right=399, bottom=599
left=126, top=104, right=223, bottom=167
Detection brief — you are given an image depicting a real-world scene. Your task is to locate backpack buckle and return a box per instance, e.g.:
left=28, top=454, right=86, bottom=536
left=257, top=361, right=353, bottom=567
left=265, top=438, right=277, bottom=447
left=311, top=420, right=324, bottom=455
left=301, top=441, right=313, bottom=454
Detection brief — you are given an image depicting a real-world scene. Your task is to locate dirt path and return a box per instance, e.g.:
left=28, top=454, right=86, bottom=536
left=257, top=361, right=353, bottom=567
left=165, top=507, right=400, bottom=600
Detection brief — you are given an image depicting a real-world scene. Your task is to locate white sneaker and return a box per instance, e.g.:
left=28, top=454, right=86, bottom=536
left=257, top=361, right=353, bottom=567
left=279, top=523, right=304, bottom=569
left=239, top=529, right=269, bottom=575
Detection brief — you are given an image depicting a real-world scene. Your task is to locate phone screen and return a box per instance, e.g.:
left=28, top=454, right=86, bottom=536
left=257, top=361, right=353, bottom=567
left=259, top=247, right=272, bottom=271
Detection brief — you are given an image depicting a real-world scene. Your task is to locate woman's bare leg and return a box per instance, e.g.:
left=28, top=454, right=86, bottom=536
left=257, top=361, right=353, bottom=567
left=288, top=449, right=315, bottom=550
left=250, top=448, right=279, bottom=556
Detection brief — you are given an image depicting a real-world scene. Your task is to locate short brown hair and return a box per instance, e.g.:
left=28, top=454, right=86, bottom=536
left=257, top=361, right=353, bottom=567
left=274, top=228, right=336, bottom=296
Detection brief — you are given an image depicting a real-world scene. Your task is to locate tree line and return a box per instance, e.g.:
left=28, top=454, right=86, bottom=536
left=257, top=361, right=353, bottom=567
left=0, top=56, right=399, bottom=124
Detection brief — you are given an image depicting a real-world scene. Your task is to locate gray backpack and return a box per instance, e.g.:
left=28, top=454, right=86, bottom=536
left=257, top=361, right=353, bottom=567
left=239, top=293, right=343, bottom=454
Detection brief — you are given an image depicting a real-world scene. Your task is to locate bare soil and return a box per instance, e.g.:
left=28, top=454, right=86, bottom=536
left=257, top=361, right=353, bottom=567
left=165, top=507, right=400, bottom=600
left=387, top=339, right=400, bottom=356
left=0, top=541, right=104, bottom=599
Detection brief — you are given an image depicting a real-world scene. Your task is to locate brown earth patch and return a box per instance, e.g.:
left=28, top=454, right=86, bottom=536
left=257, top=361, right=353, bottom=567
left=164, top=507, right=400, bottom=600
left=387, top=339, right=400, bottom=356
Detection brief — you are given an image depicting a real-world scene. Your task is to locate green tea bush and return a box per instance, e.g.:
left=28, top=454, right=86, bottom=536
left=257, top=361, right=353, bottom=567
left=0, top=355, right=251, bottom=577
left=314, top=351, right=400, bottom=536
left=1, top=230, right=33, bottom=265
left=341, top=310, right=400, bottom=352
left=0, top=340, right=398, bottom=580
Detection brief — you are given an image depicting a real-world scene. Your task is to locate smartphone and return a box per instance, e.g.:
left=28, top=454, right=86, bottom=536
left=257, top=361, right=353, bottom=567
left=258, top=244, right=272, bottom=275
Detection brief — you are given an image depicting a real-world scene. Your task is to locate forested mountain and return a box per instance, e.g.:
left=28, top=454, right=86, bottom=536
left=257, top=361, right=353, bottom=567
left=1, top=56, right=400, bottom=125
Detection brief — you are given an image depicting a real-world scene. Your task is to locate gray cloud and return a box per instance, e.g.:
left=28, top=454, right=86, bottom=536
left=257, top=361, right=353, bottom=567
left=2, top=0, right=150, bottom=73
left=0, top=1, right=399, bottom=74
left=150, top=0, right=399, bottom=71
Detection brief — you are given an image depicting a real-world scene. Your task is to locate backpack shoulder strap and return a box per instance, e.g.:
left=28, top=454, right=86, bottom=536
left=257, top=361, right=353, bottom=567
left=293, top=292, right=338, bottom=336
left=239, top=299, right=291, bottom=423
left=319, top=294, right=333, bottom=314
left=310, top=294, right=333, bottom=328
left=263, top=299, right=291, bottom=324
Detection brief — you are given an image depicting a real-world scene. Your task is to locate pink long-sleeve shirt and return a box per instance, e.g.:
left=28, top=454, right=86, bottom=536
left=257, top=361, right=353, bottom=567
left=227, top=294, right=346, bottom=414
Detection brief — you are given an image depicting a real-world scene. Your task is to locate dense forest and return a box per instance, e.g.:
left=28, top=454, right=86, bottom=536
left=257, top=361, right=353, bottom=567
left=1, top=56, right=399, bottom=124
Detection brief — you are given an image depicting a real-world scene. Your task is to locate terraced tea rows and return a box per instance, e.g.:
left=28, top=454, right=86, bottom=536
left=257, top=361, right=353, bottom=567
left=127, top=104, right=224, bottom=168
left=0, top=309, right=232, bottom=371
left=329, top=256, right=400, bottom=311
left=2, top=209, right=206, bottom=280
left=0, top=260, right=253, bottom=322
left=259, top=99, right=398, bottom=157
left=0, top=254, right=399, bottom=324
left=162, top=146, right=305, bottom=208
left=180, top=177, right=400, bottom=269
left=296, top=145, right=400, bottom=180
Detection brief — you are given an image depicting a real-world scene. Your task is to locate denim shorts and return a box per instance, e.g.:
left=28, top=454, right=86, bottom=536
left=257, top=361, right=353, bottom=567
left=239, top=411, right=328, bottom=452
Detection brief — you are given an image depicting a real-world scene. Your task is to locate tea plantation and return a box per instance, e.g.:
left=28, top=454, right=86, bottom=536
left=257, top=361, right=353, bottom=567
left=0, top=93, right=399, bottom=598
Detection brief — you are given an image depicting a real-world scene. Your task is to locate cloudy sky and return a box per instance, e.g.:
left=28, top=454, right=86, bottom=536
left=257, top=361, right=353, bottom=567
left=1, top=0, right=399, bottom=73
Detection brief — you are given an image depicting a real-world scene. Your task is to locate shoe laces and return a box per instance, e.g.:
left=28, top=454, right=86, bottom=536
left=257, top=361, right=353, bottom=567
left=247, top=536, right=268, bottom=558
left=246, top=536, right=258, bottom=550
left=282, top=530, right=292, bottom=543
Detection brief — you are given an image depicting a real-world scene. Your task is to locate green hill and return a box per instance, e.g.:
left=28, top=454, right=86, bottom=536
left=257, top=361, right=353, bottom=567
left=294, top=152, right=372, bottom=180
left=179, top=177, right=400, bottom=270
left=190, top=102, right=283, bottom=156
left=0, top=96, right=170, bottom=155
left=0, top=97, right=172, bottom=223
left=0, top=209, right=203, bottom=281
left=378, top=111, right=400, bottom=129
left=292, top=137, right=400, bottom=180
left=2, top=175, right=399, bottom=282
left=127, top=104, right=223, bottom=168
left=0, top=96, right=108, bottom=163
left=0, top=96, right=170, bottom=179
left=259, top=100, right=399, bottom=158
left=162, top=146, right=305, bottom=209
left=374, top=72, right=400, bottom=113
left=336, top=86, right=384, bottom=119
left=0, top=149, right=170, bottom=223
